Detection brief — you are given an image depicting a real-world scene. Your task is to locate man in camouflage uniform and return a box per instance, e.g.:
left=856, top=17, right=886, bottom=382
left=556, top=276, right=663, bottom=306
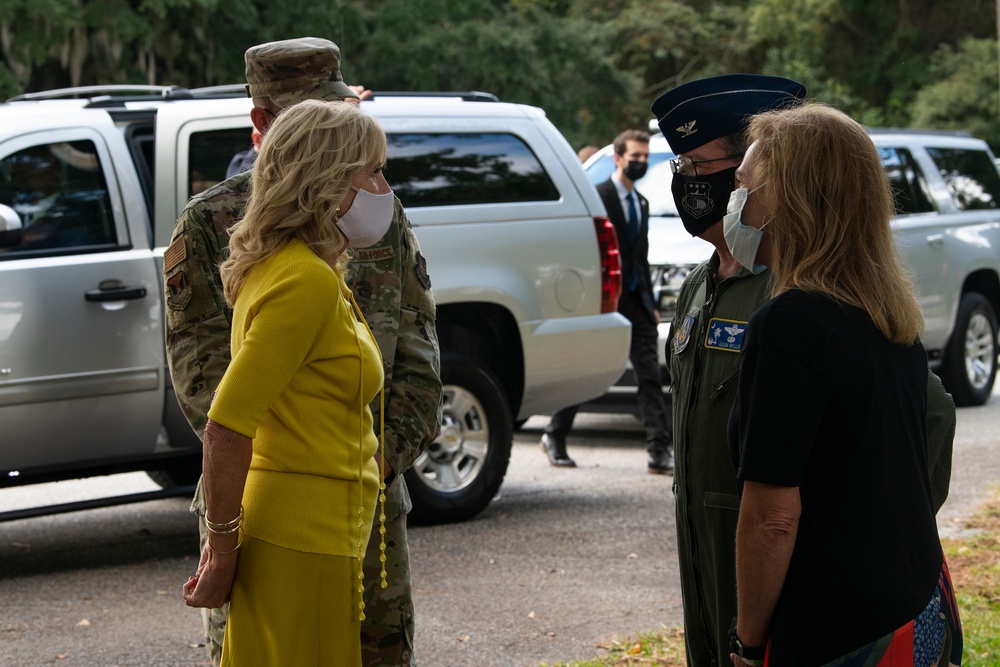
left=163, top=37, right=442, bottom=667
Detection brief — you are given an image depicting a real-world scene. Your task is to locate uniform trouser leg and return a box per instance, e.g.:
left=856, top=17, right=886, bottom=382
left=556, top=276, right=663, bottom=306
left=545, top=404, right=580, bottom=438
left=361, top=511, right=416, bottom=667
left=620, top=301, right=671, bottom=456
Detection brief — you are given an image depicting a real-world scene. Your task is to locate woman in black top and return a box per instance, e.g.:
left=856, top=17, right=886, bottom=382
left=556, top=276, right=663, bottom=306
left=725, top=102, right=962, bottom=667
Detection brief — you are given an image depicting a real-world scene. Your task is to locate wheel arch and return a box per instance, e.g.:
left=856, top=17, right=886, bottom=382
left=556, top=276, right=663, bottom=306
left=436, top=302, right=524, bottom=420
left=961, top=269, right=1000, bottom=317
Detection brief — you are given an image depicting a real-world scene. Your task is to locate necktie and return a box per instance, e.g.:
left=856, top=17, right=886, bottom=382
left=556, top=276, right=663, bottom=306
left=625, top=193, right=640, bottom=291
left=625, top=192, right=639, bottom=245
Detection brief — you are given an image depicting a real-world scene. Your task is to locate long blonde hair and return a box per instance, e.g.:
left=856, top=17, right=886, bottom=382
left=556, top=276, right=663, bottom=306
left=746, top=102, right=923, bottom=344
left=220, top=99, right=387, bottom=304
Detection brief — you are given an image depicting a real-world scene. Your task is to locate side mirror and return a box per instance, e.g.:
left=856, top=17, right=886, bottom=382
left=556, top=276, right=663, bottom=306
left=0, top=203, right=24, bottom=248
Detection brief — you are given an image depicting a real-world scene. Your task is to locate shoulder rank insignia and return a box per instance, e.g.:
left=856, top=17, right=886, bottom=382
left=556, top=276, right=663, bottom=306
left=704, top=317, right=748, bottom=353
left=672, top=306, right=700, bottom=355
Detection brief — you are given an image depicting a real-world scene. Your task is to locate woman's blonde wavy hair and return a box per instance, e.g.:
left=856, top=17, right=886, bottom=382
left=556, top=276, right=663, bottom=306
left=745, top=102, right=923, bottom=345
left=220, top=99, right=387, bottom=305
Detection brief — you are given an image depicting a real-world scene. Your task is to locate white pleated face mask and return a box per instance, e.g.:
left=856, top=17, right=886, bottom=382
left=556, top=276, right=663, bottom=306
left=336, top=186, right=394, bottom=248
left=722, top=186, right=769, bottom=275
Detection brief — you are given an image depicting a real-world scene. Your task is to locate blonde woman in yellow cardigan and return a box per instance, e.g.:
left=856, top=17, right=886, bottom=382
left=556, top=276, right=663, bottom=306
left=181, top=100, right=393, bottom=667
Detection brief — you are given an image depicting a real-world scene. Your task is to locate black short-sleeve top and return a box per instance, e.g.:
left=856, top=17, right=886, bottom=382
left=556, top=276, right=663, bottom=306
left=728, top=289, right=942, bottom=665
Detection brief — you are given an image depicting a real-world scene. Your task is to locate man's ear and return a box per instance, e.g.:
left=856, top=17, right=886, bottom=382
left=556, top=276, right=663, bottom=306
left=249, top=107, right=272, bottom=134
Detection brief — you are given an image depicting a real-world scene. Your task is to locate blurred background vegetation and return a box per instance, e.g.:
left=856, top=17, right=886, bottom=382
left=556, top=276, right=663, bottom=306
left=2, top=0, right=999, bottom=150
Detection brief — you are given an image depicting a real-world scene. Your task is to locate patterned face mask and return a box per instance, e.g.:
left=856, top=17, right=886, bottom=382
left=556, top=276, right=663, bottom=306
left=671, top=166, right=737, bottom=237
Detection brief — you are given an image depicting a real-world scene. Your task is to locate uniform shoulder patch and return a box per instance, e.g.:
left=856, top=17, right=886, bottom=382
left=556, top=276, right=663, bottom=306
left=163, top=236, right=187, bottom=273
left=166, top=270, right=192, bottom=310
left=672, top=306, right=699, bottom=355
left=414, top=251, right=431, bottom=290
left=704, top=317, right=748, bottom=353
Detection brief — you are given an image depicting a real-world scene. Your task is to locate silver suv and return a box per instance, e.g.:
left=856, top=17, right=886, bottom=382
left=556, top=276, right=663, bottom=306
left=585, top=127, right=1000, bottom=407
left=0, top=87, right=631, bottom=523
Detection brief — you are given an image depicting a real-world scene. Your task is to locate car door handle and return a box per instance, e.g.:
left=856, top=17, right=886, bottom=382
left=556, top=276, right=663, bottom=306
left=927, top=233, right=945, bottom=247
left=85, top=280, right=147, bottom=302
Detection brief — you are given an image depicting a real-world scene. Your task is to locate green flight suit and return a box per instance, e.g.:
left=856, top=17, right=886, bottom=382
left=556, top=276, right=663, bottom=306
left=667, top=253, right=956, bottom=667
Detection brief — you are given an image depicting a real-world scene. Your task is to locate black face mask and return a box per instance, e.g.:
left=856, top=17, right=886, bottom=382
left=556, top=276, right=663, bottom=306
left=623, top=160, right=648, bottom=182
left=671, top=166, right=738, bottom=237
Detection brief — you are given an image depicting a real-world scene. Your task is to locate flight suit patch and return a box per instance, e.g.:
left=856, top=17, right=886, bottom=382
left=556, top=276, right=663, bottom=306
left=672, top=306, right=699, bottom=355
left=704, top=317, right=748, bottom=352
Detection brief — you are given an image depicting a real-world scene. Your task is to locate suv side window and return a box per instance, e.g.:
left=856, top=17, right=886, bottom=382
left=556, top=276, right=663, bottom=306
left=188, top=128, right=256, bottom=199
left=879, top=147, right=935, bottom=215
left=0, top=141, right=118, bottom=257
left=925, top=146, right=1000, bottom=211
left=386, top=132, right=560, bottom=207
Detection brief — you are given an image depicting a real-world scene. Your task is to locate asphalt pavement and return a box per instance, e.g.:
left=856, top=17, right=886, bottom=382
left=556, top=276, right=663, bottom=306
left=1, top=396, right=998, bottom=667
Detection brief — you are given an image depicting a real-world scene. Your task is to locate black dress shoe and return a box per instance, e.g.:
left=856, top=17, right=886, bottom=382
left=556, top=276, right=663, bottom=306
left=540, top=434, right=576, bottom=467
left=647, top=448, right=674, bottom=475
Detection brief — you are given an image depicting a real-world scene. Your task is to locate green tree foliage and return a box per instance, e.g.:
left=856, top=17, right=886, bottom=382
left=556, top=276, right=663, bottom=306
left=0, top=0, right=998, bottom=150
left=354, top=0, right=638, bottom=147
left=910, top=38, right=1000, bottom=152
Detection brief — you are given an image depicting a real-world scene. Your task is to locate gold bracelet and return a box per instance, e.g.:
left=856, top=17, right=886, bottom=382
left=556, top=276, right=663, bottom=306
left=207, top=528, right=243, bottom=555
left=206, top=506, right=243, bottom=533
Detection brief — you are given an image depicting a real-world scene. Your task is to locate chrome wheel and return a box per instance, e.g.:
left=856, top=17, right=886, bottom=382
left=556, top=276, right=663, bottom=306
left=411, top=385, right=490, bottom=494
left=964, top=310, right=996, bottom=392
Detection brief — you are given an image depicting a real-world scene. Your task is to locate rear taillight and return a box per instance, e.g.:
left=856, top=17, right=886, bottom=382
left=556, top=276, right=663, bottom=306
left=593, top=216, right=622, bottom=314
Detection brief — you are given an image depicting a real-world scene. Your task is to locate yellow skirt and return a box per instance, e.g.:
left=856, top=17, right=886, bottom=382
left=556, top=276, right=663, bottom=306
left=220, top=536, right=362, bottom=667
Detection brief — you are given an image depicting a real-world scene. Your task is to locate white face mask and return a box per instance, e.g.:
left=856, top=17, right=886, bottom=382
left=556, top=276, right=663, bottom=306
left=723, top=186, right=769, bottom=275
left=336, top=186, right=394, bottom=248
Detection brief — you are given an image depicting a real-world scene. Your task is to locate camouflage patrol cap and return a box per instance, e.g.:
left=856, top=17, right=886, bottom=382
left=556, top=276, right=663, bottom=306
left=245, top=37, right=358, bottom=107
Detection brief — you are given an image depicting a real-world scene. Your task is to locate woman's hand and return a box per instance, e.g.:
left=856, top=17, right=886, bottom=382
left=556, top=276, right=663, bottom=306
left=182, top=542, right=239, bottom=609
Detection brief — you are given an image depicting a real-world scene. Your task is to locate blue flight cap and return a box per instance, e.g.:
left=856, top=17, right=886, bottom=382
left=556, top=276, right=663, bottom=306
left=651, top=74, right=807, bottom=154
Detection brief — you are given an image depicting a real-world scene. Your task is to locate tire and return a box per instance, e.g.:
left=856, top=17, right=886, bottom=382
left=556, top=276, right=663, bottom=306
left=939, top=292, right=998, bottom=407
left=405, top=355, right=513, bottom=525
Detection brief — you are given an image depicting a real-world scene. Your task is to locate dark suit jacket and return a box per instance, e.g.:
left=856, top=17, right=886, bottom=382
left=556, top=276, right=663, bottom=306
left=597, top=178, right=657, bottom=322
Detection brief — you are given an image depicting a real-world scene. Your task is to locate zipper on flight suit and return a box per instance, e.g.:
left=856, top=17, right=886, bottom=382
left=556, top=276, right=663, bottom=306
left=710, top=365, right=741, bottom=401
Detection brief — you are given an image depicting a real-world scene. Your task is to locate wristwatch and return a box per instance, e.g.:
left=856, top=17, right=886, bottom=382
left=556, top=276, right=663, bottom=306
left=728, top=617, right=767, bottom=664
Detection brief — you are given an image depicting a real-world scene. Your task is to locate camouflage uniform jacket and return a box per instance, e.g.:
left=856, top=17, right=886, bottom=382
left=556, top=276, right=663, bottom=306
left=164, top=170, right=442, bottom=521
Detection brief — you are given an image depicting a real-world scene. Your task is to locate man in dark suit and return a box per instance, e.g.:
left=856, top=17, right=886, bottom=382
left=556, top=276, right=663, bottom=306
left=540, top=129, right=674, bottom=474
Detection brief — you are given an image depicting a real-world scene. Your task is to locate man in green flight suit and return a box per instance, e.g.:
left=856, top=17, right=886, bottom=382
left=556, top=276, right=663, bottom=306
left=163, top=37, right=442, bottom=667
left=651, top=74, right=956, bottom=667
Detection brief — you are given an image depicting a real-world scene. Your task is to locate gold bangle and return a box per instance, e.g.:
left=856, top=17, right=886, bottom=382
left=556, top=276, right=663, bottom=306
left=206, top=506, right=243, bottom=533
left=207, top=528, right=243, bottom=555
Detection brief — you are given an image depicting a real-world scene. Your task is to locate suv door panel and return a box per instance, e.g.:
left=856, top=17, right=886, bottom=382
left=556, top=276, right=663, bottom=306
left=0, top=129, right=162, bottom=473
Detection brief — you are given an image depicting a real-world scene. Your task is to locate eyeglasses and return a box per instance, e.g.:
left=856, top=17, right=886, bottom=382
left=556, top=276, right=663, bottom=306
left=669, top=154, right=744, bottom=178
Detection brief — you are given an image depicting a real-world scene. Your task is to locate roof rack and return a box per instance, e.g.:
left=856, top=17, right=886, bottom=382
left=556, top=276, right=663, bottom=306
left=8, top=85, right=188, bottom=103
left=369, top=91, right=500, bottom=102
left=867, top=127, right=972, bottom=138
left=7, top=85, right=499, bottom=105
left=189, top=84, right=248, bottom=98
left=6, top=84, right=247, bottom=105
